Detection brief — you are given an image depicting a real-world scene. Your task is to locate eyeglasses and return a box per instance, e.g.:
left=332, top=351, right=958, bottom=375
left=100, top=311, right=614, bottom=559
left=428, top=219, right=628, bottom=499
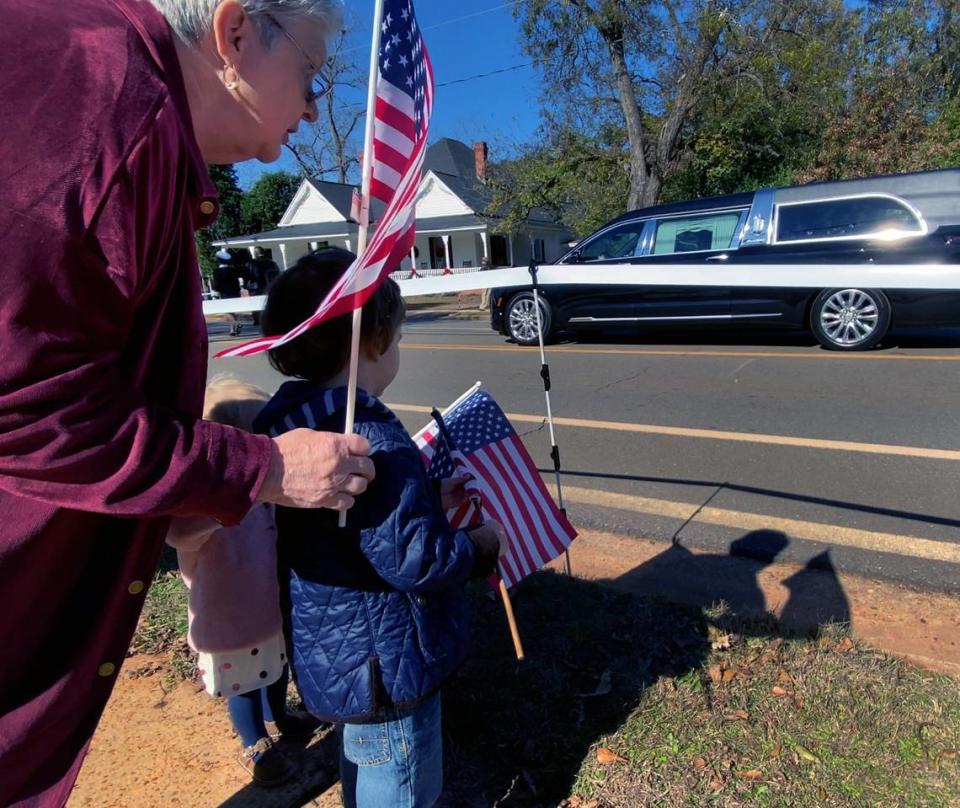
left=264, top=13, right=331, bottom=103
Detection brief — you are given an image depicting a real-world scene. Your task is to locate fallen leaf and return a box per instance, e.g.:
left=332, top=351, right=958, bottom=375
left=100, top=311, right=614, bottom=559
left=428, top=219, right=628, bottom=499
left=793, top=695, right=806, bottom=709
left=771, top=742, right=783, bottom=759
left=818, top=786, right=829, bottom=801
left=692, top=756, right=707, bottom=770
left=836, top=637, right=855, bottom=653
left=708, top=664, right=723, bottom=683
left=735, top=769, right=763, bottom=780
left=584, top=801, right=600, bottom=808
left=596, top=747, right=627, bottom=765
left=729, top=709, right=750, bottom=721
left=795, top=744, right=821, bottom=764
left=711, top=633, right=732, bottom=651
left=772, top=685, right=788, bottom=697
left=709, top=778, right=725, bottom=792
left=778, top=669, right=793, bottom=683
left=722, top=668, right=737, bottom=683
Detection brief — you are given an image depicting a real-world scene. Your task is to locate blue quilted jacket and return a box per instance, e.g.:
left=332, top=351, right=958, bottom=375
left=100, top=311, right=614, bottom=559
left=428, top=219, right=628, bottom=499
left=253, top=382, right=478, bottom=722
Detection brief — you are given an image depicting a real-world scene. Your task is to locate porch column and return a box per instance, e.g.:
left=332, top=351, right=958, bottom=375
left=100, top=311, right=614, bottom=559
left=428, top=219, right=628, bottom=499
left=409, top=245, right=418, bottom=277
left=344, top=237, right=352, bottom=252
left=247, top=246, right=257, bottom=259
left=507, top=234, right=514, bottom=266
left=442, top=234, right=452, bottom=274
left=480, top=230, right=489, bottom=260
left=278, top=243, right=289, bottom=270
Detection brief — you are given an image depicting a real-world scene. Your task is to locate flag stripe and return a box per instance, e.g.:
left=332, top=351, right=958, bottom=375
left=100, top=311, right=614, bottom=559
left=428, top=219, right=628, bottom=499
left=481, top=444, right=549, bottom=571
left=490, top=441, right=555, bottom=566
left=471, top=449, right=543, bottom=577
left=503, top=435, right=574, bottom=544
left=374, top=121, right=414, bottom=159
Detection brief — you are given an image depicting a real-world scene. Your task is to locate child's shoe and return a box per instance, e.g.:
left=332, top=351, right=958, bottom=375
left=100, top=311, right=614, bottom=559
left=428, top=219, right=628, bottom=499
left=237, top=736, right=289, bottom=787
left=271, top=707, right=323, bottom=742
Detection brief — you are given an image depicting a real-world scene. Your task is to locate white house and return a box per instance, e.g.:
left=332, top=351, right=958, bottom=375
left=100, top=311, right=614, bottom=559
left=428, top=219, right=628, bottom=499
left=213, top=139, right=572, bottom=274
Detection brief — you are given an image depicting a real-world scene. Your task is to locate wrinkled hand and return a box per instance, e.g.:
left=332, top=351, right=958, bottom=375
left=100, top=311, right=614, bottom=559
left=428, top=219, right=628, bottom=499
left=467, top=519, right=508, bottom=559
left=439, top=474, right=472, bottom=510
left=258, top=429, right=375, bottom=510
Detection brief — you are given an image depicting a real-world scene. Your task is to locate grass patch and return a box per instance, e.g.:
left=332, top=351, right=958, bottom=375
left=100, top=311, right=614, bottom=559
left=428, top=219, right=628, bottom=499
left=129, top=557, right=959, bottom=806
left=130, top=547, right=196, bottom=683
left=440, top=572, right=960, bottom=808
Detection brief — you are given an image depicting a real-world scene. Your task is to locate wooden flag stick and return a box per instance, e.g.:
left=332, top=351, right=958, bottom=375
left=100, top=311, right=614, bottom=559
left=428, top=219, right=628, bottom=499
left=339, top=0, right=385, bottom=528
left=430, top=407, right=525, bottom=661
left=498, top=579, right=525, bottom=660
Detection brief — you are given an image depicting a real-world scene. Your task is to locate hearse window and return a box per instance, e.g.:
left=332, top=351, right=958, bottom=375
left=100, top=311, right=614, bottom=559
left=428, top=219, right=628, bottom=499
left=776, top=196, right=923, bottom=242
left=652, top=212, right=742, bottom=255
left=577, top=222, right=646, bottom=261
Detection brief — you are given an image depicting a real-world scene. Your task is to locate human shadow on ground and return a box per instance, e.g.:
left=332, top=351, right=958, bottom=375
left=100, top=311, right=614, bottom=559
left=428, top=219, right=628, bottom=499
left=608, top=532, right=851, bottom=638
left=215, top=536, right=850, bottom=807
left=435, top=534, right=850, bottom=806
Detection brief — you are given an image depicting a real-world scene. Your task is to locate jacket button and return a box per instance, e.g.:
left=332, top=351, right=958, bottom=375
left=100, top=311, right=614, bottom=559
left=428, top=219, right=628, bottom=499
left=97, top=662, right=116, bottom=678
left=415, top=595, right=427, bottom=605
left=199, top=200, right=216, bottom=216
left=127, top=580, right=145, bottom=595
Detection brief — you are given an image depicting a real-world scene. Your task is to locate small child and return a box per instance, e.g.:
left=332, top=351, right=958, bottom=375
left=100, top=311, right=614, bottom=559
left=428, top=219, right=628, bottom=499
left=253, top=248, right=504, bottom=808
left=166, top=377, right=319, bottom=787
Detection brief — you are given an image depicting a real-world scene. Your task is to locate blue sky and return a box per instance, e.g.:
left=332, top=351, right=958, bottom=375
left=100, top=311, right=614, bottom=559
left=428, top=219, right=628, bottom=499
left=235, top=0, right=541, bottom=188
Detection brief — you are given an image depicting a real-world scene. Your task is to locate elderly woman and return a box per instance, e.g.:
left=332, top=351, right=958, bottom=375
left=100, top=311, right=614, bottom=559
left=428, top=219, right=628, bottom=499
left=0, top=1, right=371, bottom=805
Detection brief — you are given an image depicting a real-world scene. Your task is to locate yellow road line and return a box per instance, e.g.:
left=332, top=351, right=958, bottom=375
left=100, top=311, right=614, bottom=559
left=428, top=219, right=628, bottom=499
left=402, top=342, right=960, bottom=362
left=387, top=403, right=960, bottom=461
left=560, top=486, right=960, bottom=564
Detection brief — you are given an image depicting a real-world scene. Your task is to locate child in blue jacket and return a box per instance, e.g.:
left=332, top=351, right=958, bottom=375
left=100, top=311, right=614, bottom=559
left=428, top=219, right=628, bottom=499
left=253, top=249, right=503, bottom=808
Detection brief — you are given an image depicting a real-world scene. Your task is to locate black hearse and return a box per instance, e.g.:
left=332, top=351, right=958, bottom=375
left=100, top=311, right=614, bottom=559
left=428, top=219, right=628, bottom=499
left=490, top=168, right=960, bottom=350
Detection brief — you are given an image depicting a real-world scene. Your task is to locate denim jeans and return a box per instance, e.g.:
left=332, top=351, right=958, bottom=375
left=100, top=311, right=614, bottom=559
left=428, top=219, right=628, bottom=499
left=338, top=692, right=442, bottom=808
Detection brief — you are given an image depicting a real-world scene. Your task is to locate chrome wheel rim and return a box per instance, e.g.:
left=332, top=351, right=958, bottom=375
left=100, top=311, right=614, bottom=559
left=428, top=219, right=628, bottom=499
left=508, top=298, right=542, bottom=342
left=819, top=289, right=880, bottom=346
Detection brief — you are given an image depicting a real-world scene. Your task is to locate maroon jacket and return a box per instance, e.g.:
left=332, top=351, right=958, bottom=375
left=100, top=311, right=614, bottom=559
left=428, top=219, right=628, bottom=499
left=0, top=1, right=272, bottom=804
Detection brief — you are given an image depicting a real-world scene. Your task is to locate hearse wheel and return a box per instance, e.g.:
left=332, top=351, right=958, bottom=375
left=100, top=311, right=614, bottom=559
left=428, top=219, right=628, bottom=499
left=810, top=288, right=890, bottom=351
left=506, top=292, right=553, bottom=346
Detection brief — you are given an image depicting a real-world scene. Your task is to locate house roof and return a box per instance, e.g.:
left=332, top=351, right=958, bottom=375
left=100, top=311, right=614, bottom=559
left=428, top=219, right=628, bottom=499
left=424, top=138, right=478, bottom=180
left=212, top=221, right=358, bottom=245
left=415, top=214, right=487, bottom=233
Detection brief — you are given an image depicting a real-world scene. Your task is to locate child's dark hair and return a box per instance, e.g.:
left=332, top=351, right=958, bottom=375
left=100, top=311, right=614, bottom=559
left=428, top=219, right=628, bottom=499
left=261, top=248, right=406, bottom=383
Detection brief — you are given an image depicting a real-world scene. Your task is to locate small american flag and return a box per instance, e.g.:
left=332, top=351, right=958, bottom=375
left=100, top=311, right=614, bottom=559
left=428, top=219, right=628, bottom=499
left=413, top=387, right=577, bottom=589
left=217, top=0, right=434, bottom=359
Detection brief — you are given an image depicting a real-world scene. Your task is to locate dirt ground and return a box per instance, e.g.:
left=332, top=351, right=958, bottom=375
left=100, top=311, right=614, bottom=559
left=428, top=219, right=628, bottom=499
left=69, top=527, right=960, bottom=808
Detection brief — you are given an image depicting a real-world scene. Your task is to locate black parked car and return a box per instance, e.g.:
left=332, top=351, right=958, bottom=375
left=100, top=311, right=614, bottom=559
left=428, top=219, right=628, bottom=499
left=490, top=168, right=960, bottom=350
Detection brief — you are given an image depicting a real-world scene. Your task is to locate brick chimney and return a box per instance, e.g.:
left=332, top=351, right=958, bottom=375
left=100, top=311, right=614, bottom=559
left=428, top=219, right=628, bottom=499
left=474, top=141, right=488, bottom=183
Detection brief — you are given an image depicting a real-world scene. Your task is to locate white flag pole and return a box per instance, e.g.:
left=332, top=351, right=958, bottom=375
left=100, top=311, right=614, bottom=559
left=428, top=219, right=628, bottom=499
left=528, top=261, right=572, bottom=576
left=340, top=0, right=386, bottom=528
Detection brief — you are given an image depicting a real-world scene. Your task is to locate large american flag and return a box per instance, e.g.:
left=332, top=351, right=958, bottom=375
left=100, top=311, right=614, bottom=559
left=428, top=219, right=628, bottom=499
left=217, top=0, right=434, bottom=358
left=414, top=387, right=577, bottom=589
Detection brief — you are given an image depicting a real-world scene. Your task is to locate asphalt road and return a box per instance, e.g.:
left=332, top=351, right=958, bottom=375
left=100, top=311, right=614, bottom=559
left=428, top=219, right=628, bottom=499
left=209, top=314, right=960, bottom=596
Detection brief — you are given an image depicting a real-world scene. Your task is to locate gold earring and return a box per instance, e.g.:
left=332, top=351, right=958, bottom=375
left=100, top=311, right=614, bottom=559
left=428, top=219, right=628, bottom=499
left=222, top=65, right=240, bottom=91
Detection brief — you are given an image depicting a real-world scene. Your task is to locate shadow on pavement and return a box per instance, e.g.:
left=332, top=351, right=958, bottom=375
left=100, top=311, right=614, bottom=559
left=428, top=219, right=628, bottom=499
left=549, top=468, right=960, bottom=532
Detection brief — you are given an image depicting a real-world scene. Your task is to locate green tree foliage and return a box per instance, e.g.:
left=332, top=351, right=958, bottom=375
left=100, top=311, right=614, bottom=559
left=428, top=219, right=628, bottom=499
left=504, top=0, right=960, bottom=236
left=195, top=164, right=245, bottom=284
left=240, top=171, right=301, bottom=236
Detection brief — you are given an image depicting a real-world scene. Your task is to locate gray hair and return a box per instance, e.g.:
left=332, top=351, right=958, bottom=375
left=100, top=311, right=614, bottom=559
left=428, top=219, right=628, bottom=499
left=150, top=0, right=343, bottom=47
